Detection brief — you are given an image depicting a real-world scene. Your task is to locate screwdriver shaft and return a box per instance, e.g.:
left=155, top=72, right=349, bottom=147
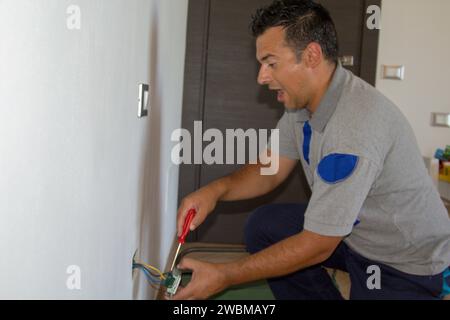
left=170, top=243, right=182, bottom=272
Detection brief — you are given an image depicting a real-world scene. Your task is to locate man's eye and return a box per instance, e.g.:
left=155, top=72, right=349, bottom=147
left=268, top=63, right=276, bottom=68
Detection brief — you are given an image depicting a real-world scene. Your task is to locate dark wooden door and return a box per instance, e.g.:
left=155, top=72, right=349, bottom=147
left=179, top=0, right=380, bottom=244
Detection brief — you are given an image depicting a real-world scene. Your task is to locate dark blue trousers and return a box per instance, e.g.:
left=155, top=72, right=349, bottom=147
left=244, top=203, right=449, bottom=300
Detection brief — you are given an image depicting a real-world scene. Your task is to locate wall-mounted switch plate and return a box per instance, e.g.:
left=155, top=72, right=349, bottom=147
left=382, top=65, right=405, bottom=80
left=138, top=84, right=149, bottom=118
left=431, top=113, right=450, bottom=128
left=339, top=55, right=354, bottom=67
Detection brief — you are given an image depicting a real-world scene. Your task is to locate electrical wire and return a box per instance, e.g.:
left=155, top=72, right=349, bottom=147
left=132, top=257, right=170, bottom=294
left=133, top=262, right=161, bottom=278
left=134, top=264, right=161, bottom=283
left=132, top=259, right=166, bottom=279
left=135, top=262, right=166, bottom=280
left=141, top=267, right=161, bottom=291
left=140, top=262, right=166, bottom=280
left=133, top=264, right=163, bottom=291
left=132, top=261, right=168, bottom=287
left=141, top=268, right=162, bottom=284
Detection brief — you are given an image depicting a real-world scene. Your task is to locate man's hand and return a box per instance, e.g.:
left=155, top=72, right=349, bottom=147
left=168, top=231, right=343, bottom=300
left=177, top=184, right=225, bottom=237
left=171, top=258, right=230, bottom=300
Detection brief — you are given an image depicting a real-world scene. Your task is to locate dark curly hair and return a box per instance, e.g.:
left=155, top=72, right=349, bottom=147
left=251, top=0, right=339, bottom=64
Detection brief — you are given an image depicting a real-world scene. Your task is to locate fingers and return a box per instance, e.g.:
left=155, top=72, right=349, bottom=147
left=171, top=284, right=194, bottom=300
left=171, top=259, right=199, bottom=300
left=170, top=259, right=224, bottom=301
left=177, top=186, right=218, bottom=237
left=177, top=203, right=200, bottom=236
left=177, top=204, right=193, bottom=237
left=190, top=208, right=202, bottom=232
left=177, top=257, right=197, bottom=271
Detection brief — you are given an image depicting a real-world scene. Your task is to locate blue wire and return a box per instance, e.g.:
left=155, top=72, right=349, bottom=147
left=135, top=265, right=162, bottom=285
left=142, top=267, right=160, bottom=282
left=133, top=263, right=161, bottom=279
left=132, top=262, right=167, bottom=287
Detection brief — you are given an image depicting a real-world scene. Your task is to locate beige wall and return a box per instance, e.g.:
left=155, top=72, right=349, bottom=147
left=376, top=0, right=450, bottom=158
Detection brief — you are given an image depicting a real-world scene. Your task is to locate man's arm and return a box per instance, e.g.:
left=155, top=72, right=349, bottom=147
left=172, top=230, right=343, bottom=300
left=177, top=151, right=297, bottom=236
left=212, top=150, right=298, bottom=201
left=224, top=230, right=342, bottom=285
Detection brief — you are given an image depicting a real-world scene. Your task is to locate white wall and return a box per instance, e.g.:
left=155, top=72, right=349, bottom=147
left=0, top=0, right=187, bottom=299
left=135, top=0, right=188, bottom=300
left=376, top=0, right=450, bottom=158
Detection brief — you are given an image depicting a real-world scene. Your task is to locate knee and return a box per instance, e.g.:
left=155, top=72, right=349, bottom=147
left=244, top=204, right=279, bottom=254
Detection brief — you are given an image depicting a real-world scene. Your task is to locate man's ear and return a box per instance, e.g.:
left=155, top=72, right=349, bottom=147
left=302, top=42, right=324, bottom=68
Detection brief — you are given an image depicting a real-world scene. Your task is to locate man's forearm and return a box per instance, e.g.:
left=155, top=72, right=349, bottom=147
left=202, top=153, right=297, bottom=202
left=220, top=231, right=342, bottom=287
left=208, top=164, right=279, bottom=202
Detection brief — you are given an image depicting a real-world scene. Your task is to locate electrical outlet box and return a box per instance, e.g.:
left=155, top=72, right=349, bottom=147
left=132, top=250, right=138, bottom=279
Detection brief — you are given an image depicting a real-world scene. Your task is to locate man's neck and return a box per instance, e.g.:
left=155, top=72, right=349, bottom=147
left=307, top=62, right=337, bottom=114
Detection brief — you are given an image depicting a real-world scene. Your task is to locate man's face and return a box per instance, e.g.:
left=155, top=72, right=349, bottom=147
left=256, top=26, right=311, bottom=110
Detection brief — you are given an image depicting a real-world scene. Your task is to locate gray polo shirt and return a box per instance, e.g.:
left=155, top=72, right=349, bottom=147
left=274, top=63, right=450, bottom=275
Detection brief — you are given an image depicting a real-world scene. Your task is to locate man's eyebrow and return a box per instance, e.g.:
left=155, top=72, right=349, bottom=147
left=260, top=54, right=276, bottom=62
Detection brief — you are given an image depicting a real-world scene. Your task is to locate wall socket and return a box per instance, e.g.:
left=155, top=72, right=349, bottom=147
left=431, top=113, right=450, bottom=128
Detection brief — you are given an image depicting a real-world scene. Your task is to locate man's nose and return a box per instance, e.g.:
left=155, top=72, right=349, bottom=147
left=257, top=65, right=271, bottom=85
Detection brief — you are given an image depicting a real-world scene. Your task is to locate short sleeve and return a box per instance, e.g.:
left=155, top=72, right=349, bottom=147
left=303, top=154, right=381, bottom=237
left=268, top=112, right=300, bottom=160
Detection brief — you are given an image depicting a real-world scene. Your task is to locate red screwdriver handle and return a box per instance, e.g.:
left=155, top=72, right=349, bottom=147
left=178, top=209, right=196, bottom=244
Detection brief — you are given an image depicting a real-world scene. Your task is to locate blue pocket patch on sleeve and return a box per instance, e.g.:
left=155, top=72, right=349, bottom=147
left=317, top=154, right=359, bottom=184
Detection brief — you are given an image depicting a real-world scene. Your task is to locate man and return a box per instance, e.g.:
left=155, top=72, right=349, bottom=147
left=172, top=0, right=450, bottom=300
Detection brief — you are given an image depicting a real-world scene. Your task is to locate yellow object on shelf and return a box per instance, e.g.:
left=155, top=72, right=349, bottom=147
left=440, top=162, right=450, bottom=182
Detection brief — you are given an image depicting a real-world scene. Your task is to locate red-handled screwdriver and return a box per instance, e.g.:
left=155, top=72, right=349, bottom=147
left=170, top=208, right=196, bottom=271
